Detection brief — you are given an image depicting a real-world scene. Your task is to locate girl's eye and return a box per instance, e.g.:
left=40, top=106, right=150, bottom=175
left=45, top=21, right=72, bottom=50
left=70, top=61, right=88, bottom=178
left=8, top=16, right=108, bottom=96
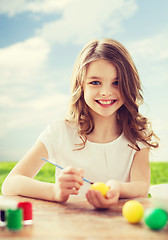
left=113, top=80, right=119, bottom=86
left=90, top=81, right=100, bottom=85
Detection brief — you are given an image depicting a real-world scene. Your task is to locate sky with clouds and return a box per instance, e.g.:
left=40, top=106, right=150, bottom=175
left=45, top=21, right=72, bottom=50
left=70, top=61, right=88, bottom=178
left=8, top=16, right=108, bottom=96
left=0, top=0, right=168, bottom=162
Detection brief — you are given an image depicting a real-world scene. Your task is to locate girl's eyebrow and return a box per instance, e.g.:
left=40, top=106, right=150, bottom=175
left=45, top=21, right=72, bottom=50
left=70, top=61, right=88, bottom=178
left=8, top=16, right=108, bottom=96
left=87, top=76, right=101, bottom=79
left=87, top=76, right=119, bottom=81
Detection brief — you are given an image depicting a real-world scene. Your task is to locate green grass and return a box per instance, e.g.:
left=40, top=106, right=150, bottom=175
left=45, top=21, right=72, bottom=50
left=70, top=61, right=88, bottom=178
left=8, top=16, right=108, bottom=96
left=150, top=162, right=168, bottom=185
left=0, top=162, right=168, bottom=195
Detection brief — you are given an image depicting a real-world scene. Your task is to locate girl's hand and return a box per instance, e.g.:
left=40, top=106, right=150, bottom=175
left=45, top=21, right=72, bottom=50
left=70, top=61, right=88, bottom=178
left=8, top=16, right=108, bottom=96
left=86, top=180, right=120, bottom=209
left=53, top=166, right=84, bottom=203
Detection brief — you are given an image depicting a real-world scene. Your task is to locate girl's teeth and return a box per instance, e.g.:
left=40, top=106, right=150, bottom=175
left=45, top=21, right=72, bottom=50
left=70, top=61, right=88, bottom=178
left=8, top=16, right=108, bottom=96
left=98, top=100, right=115, bottom=105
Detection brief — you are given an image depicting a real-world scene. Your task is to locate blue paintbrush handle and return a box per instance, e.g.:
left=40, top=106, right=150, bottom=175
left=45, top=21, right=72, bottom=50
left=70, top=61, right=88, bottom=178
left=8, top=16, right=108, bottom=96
left=42, top=157, right=63, bottom=170
left=41, top=157, right=93, bottom=184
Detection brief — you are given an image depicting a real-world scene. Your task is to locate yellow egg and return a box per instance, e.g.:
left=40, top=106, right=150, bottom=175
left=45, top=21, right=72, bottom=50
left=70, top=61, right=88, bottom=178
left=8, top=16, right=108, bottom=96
left=90, top=182, right=110, bottom=197
left=122, top=200, right=144, bottom=223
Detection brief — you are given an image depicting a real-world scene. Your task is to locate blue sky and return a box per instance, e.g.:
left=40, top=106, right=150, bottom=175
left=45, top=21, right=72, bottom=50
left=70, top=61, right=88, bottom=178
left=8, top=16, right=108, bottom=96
left=0, top=0, right=168, bottom=162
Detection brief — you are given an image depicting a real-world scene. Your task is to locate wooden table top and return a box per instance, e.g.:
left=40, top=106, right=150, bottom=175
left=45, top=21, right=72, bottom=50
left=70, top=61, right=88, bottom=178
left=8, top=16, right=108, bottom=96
left=0, top=195, right=168, bottom=240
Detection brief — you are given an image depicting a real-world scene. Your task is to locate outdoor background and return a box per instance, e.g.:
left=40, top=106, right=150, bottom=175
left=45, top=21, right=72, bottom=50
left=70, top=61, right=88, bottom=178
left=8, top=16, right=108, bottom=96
left=0, top=0, right=168, bottom=163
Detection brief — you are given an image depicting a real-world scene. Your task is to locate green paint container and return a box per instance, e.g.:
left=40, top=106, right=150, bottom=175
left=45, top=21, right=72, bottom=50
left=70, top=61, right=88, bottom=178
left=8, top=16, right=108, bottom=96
left=6, top=208, right=23, bottom=231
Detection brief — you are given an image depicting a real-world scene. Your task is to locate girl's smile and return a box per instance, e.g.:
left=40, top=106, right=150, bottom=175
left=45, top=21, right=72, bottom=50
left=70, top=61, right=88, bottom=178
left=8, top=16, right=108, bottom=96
left=83, top=59, right=124, bottom=119
left=95, top=99, right=117, bottom=107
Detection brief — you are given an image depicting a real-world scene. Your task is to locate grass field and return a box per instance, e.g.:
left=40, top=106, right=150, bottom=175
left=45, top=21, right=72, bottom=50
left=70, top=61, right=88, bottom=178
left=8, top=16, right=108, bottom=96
left=0, top=162, right=168, bottom=195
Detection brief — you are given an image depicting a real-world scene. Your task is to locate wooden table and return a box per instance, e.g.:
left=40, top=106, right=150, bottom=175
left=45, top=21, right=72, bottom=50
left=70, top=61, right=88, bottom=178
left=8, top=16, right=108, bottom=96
left=0, top=195, right=168, bottom=239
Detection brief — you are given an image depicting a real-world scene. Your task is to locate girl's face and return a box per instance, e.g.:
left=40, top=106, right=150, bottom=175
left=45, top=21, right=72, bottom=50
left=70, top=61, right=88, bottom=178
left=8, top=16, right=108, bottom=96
left=83, top=59, right=124, bottom=120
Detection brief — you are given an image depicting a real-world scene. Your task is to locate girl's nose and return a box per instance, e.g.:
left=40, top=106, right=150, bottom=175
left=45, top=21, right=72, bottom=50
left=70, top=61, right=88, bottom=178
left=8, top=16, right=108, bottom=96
left=100, top=86, right=112, bottom=97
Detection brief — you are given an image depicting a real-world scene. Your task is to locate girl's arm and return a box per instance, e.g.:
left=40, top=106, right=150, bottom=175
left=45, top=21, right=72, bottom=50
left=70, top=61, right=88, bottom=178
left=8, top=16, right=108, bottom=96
left=2, top=140, right=83, bottom=202
left=119, top=147, right=150, bottom=198
left=86, top=148, right=150, bottom=208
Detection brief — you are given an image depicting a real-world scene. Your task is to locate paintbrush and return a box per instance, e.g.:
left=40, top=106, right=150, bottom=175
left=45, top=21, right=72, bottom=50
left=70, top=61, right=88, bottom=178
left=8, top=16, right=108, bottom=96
left=41, top=157, right=93, bottom=184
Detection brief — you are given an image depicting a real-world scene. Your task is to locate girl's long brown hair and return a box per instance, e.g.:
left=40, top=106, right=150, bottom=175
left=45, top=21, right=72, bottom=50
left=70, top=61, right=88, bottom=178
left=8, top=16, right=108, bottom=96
left=66, top=38, right=159, bottom=150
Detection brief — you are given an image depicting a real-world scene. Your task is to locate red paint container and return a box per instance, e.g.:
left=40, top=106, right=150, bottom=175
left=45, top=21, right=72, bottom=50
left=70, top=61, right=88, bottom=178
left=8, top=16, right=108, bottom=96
left=18, top=202, right=33, bottom=225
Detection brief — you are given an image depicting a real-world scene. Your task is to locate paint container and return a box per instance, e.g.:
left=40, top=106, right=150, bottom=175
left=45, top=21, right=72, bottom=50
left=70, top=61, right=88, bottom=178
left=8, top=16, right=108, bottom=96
left=0, top=210, right=6, bottom=227
left=0, top=199, right=17, bottom=227
left=6, top=208, right=23, bottom=231
left=18, top=202, right=33, bottom=225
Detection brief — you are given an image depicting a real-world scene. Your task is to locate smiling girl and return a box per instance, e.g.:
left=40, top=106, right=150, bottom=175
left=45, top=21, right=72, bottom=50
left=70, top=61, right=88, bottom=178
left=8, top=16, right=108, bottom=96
left=2, top=38, right=159, bottom=208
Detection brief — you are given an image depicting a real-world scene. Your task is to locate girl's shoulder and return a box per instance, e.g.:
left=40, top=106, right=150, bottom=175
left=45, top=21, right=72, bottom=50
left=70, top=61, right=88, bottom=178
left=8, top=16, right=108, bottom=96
left=38, top=118, right=78, bottom=147
left=45, top=118, right=78, bottom=135
left=122, top=132, right=149, bottom=151
left=136, top=141, right=149, bottom=150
